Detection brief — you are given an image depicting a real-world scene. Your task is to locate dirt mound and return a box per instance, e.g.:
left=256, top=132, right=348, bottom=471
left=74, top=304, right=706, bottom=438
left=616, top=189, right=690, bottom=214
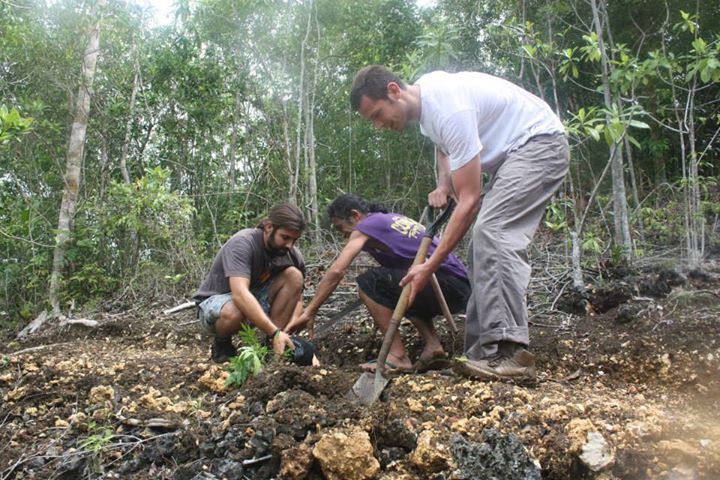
left=1, top=262, right=719, bottom=479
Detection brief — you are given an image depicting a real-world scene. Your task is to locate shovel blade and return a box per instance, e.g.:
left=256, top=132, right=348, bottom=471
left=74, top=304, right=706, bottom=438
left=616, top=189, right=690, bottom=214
left=347, top=371, right=390, bottom=405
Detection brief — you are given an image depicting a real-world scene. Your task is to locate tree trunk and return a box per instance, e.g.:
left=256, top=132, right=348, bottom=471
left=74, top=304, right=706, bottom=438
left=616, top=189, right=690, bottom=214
left=120, top=62, right=140, bottom=271
left=227, top=46, right=242, bottom=200
left=48, top=2, right=104, bottom=316
left=283, top=97, right=297, bottom=204
left=624, top=134, right=644, bottom=242
left=119, top=66, right=139, bottom=184
left=306, top=0, right=320, bottom=243
left=686, top=80, right=703, bottom=265
left=294, top=17, right=307, bottom=206
left=590, top=0, right=632, bottom=258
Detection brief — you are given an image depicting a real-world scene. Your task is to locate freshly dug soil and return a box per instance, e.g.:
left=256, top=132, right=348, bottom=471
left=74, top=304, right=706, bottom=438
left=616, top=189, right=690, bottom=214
left=1, top=259, right=719, bottom=479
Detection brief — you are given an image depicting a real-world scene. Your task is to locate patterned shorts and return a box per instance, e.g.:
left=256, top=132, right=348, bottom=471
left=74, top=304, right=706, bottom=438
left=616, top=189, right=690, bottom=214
left=197, top=281, right=273, bottom=333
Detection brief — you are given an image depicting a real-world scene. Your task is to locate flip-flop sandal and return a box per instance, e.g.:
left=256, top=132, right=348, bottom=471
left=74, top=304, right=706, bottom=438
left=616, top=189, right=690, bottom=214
left=413, top=355, right=453, bottom=373
left=360, top=359, right=413, bottom=374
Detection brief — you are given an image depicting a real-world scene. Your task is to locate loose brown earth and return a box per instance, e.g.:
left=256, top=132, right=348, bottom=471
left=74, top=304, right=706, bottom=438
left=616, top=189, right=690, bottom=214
left=1, top=259, right=719, bottom=479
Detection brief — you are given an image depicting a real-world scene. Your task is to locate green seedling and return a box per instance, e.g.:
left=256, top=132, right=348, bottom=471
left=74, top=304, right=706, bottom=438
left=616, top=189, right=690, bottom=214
left=79, top=426, right=114, bottom=453
left=225, top=325, right=269, bottom=387
left=79, top=422, right=115, bottom=474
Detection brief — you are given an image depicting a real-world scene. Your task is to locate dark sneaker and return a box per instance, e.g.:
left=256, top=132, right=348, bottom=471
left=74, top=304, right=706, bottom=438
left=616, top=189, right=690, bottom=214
left=457, top=349, right=536, bottom=380
left=211, top=337, right=237, bottom=363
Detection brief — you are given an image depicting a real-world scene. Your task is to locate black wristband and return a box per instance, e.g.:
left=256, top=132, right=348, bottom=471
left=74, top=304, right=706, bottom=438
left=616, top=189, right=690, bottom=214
left=270, top=328, right=280, bottom=340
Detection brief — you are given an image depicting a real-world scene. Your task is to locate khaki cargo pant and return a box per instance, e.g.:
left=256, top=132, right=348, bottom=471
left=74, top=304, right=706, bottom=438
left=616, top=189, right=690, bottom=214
left=464, top=133, right=569, bottom=360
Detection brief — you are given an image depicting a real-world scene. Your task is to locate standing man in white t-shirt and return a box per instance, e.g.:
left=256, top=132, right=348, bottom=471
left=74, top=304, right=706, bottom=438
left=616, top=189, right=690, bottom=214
left=350, top=65, right=569, bottom=380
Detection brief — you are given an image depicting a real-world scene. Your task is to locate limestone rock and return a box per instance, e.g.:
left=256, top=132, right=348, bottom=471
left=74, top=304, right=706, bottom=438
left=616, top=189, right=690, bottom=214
left=88, top=385, right=114, bottom=404
left=566, top=417, right=595, bottom=453
left=579, top=431, right=615, bottom=472
left=280, top=442, right=313, bottom=480
left=409, top=430, right=450, bottom=472
left=312, top=428, right=379, bottom=480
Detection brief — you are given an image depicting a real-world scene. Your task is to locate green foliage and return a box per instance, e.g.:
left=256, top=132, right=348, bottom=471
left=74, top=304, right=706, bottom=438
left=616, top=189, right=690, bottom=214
left=632, top=199, right=686, bottom=246
left=579, top=32, right=601, bottom=63
left=544, top=199, right=571, bottom=232
left=225, top=325, right=270, bottom=387
left=0, top=105, right=33, bottom=144
left=565, top=107, right=604, bottom=142
left=58, top=167, right=199, bottom=307
left=581, top=231, right=604, bottom=256
left=79, top=422, right=115, bottom=453
left=79, top=421, right=115, bottom=474
left=1, top=0, right=719, bottom=330
left=104, top=167, right=195, bottom=242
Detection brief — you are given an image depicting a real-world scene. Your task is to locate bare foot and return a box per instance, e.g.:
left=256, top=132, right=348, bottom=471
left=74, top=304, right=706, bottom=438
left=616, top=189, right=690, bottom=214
left=359, top=353, right=413, bottom=372
left=418, top=347, right=446, bottom=363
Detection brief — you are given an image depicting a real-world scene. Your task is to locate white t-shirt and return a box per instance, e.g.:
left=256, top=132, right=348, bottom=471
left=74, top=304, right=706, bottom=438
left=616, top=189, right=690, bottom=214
left=415, top=71, right=564, bottom=173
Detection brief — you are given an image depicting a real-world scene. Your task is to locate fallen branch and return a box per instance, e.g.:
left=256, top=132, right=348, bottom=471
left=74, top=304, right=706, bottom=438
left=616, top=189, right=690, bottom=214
left=61, top=318, right=98, bottom=328
left=16, top=311, right=49, bottom=339
left=5, top=342, right=72, bottom=357
left=163, top=301, right=197, bottom=315
left=243, top=454, right=273, bottom=467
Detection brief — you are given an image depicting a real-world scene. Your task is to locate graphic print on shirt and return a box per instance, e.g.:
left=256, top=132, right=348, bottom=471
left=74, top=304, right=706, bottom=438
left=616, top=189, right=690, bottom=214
left=390, top=215, right=424, bottom=239
left=258, top=266, right=271, bottom=285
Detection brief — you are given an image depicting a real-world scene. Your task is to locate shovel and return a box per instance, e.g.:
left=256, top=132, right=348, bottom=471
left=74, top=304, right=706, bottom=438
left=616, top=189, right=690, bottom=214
left=348, top=199, right=456, bottom=405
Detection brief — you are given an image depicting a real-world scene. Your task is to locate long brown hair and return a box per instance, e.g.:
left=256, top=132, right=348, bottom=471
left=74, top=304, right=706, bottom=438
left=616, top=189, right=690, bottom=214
left=259, top=203, right=306, bottom=232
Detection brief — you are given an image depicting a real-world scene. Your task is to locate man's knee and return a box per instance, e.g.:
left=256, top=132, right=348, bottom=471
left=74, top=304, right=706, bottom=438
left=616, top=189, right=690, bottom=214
left=278, top=266, right=303, bottom=290
left=217, top=301, right=244, bottom=331
left=270, top=267, right=303, bottom=304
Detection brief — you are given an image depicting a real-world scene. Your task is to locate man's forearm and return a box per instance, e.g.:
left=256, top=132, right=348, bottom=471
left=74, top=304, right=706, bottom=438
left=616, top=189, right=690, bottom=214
left=305, top=270, right=343, bottom=315
left=233, top=290, right=277, bottom=336
left=427, top=203, right=478, bottom=271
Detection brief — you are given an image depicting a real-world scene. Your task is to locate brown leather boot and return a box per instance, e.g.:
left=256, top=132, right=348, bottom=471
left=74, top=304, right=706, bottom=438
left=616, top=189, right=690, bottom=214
left=457, top=349, right=536, bottom=380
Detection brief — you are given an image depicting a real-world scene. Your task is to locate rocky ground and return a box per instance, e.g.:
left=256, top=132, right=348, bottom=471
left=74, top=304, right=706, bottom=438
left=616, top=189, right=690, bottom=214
left=1, top=257, right=719, bottom=480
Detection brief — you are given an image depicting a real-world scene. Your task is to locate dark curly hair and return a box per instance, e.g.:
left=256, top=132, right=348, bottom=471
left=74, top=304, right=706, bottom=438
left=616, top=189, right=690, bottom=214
left=327, top=194, right=387, bottom=221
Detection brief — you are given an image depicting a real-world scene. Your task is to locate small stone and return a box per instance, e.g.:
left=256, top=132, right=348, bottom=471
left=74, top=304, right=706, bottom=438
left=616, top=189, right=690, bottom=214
left=409, top=430, right=449, bottom=472
left=312, top=428, right=380, bottom=480
left=279, top=443, right=313, bottom=480
left=407, top=398, right=423, bottom=413
left=451, top=430, right=541, bottom=480
left=55, top=418, right=70, bottom=428
left=89, top=385, right=115, bottom=403
left=579, top=431, right=615, bottom=472
left=212, top=459, right=244, bottom=480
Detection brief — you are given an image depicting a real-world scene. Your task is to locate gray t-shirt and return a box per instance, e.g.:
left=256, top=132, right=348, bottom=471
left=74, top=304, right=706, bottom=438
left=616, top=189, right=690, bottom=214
left=194, top=228, right=305, bottom=300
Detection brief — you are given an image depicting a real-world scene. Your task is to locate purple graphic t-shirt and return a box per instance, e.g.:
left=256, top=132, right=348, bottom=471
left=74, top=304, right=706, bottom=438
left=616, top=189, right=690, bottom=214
left=355, top=212, right=468, bottom=280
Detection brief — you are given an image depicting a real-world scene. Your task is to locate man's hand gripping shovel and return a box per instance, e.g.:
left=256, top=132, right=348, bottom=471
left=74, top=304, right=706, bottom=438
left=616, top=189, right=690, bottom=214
left=348, top=199, right=456, bottom=405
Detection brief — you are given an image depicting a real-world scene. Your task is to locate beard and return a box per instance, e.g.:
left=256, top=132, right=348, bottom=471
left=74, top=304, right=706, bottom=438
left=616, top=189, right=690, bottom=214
left=266, top=229, right=290, bottom=257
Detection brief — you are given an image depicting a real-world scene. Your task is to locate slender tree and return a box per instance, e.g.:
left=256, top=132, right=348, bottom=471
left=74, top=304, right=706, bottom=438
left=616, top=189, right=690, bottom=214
left=48, top=0, right=105, bottom=317
left=590, top=0, right=632, bottom=258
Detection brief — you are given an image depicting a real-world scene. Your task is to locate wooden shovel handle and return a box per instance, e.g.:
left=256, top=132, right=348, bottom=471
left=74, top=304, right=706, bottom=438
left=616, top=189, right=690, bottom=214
left=376, top=235, right=434, bottom=377
left=430, top=273, right=458, bottom=334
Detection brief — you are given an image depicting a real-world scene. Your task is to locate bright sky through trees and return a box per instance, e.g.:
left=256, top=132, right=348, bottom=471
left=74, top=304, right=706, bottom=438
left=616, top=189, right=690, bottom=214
left=140, top=0, right=437, bottom=26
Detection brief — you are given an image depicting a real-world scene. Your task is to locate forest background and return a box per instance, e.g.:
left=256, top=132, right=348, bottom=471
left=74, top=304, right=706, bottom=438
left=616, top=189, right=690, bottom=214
left=1, top=0, right=719, bottom=331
